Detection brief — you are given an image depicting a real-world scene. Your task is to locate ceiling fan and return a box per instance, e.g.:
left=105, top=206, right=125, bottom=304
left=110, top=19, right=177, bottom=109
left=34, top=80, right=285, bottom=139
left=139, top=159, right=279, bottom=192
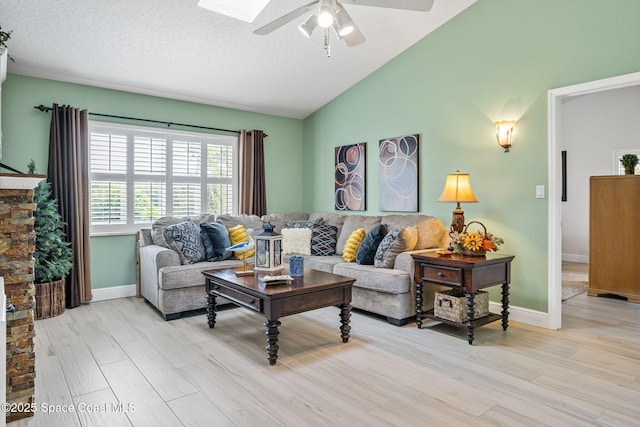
left=254, top=0, right=435, bottom=56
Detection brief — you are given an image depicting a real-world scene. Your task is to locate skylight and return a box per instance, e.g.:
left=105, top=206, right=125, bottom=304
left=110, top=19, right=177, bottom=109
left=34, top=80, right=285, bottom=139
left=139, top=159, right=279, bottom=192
left=197, top=0, right=271, bottom=23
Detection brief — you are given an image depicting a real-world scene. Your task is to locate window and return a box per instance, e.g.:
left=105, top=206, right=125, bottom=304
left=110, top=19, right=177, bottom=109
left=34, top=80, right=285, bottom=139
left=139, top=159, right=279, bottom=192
left=89, top=122, right=237, bottom=234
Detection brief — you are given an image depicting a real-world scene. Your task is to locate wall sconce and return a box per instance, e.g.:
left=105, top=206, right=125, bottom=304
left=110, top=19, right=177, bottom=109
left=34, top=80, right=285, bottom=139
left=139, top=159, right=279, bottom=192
left=437, top=170, right=478, bottom=235
left=495, top=120, right=517, bottom=153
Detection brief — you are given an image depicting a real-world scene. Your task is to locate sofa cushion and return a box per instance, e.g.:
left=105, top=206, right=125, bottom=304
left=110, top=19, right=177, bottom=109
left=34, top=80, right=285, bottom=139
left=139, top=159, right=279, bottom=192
left=152, top=214, right=215, bottom=248
left=228, top=224, right=255, bottom=259
left=310, top=212, right=346, bottom=238
left=311, top=224, right=338, bottom=256
left=342, top=228, right=366, bottom=262
left=336, top=215, right=382, bottom=256
left=200, top=221, right=232, bottom=262
left=285, top=218, right=323, bottom=229
left=333, top=262, right=413, bottom=294
left=163, top=219, right=207, bottom=264
left=159, top=259, right=244, bottom=290
left=296, top=255, right=343, bottom=273
left=261, top=212, right=309, bottom=234
left=282, top=228, right=312, bottom=255
left=356, top=224, right=388, bottom=265
left=382, top=214, right=445, bottom=250
left=216, top=214, right=264, bottom=230
left=374, top=226, right=418, bottom=269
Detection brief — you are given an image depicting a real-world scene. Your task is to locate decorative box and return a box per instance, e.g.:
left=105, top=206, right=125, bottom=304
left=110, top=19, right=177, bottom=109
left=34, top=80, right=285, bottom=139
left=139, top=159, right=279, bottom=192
left=434, top=289, right=489, bottom=323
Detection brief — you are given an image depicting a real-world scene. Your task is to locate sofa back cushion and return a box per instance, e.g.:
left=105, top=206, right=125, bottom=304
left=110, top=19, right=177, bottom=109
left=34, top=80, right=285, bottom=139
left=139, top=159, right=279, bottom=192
left=200, top=221, right=233, bottom=262
left=152, top=214, right=215, bottom=248
left=261, top=212, right=309, bottom=234
left=163, top=219, right=207, bottom=264
left=216, top=214, right=264, bottom=230
left=336, top=215, right=382, bottom=255
left=383, top=214, right=445, bottom=249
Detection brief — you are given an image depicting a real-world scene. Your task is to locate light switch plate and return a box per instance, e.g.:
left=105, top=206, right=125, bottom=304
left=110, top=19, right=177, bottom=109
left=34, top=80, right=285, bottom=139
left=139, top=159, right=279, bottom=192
left=536, top=185, right=545, bottom=199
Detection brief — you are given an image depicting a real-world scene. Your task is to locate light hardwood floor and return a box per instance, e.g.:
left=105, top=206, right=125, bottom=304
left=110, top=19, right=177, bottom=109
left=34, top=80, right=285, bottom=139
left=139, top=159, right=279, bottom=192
left=8, top=290, right=640, bottom=427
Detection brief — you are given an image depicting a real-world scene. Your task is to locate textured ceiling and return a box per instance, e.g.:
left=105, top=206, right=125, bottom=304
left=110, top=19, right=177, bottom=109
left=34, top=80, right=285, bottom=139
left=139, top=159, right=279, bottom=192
left=1, top=0, right=475, bottom=119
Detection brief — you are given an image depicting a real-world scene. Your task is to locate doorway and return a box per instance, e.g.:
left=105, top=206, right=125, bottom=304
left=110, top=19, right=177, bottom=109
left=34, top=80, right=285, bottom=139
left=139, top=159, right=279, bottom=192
left=547, top=71, right=640, bottom=329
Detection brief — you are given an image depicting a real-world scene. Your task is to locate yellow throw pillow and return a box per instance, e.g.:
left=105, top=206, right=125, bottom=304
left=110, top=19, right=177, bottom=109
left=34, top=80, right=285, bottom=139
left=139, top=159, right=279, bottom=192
left=228, top=224, right=255, bottom=259
left=342, top=228, right=366, bottom=262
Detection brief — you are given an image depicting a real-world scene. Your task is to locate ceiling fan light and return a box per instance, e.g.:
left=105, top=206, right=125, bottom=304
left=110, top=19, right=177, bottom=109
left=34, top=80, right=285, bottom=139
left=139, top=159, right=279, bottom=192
left=298, top=14, right=318, bottom=37
left=335, top=6, right=354, bottom=36
left=317, top=5, right=334, bottom=28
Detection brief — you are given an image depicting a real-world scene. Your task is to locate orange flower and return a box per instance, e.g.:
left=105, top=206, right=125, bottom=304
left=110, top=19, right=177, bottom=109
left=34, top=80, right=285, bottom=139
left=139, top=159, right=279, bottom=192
left=482, top=239, right=496, bottom=251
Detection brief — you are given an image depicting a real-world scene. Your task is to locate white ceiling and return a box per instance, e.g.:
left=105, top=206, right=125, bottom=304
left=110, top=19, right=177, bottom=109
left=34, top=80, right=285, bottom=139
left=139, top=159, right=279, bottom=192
left=1, top=0, right=475, bottom=119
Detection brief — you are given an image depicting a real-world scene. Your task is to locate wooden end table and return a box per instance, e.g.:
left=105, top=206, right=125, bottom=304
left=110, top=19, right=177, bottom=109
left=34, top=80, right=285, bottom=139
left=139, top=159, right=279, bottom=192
left=412, top=252, right=515, bottom=344
left=203, top=266, right=354, bottom=365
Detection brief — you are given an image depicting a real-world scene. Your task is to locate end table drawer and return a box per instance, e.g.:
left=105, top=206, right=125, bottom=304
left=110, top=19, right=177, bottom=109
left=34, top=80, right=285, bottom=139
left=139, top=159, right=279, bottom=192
left=211, top=285, right=262, bottom=312
left=421, top=264, right=463, bottom=286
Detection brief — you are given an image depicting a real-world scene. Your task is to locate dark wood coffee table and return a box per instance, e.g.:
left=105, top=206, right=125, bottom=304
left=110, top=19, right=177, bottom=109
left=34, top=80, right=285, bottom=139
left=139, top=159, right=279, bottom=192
left=202, top=266, right=354, bottom=365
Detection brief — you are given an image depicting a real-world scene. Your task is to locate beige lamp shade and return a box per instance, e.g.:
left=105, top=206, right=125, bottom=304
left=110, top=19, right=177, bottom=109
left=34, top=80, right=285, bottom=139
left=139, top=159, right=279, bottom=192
left=438, top=171, right=478, bottom=203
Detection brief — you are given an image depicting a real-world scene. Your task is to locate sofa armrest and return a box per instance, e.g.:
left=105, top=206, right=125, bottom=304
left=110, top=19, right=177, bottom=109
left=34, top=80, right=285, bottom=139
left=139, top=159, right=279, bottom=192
left=139, top=244, right=181, bottom=306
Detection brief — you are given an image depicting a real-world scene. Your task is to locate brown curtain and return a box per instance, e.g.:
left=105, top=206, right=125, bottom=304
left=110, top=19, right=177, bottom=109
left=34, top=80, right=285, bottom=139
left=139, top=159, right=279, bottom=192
left=239, top=129, right=266, bottom=216
left=47, top=104, right=92, bottom=307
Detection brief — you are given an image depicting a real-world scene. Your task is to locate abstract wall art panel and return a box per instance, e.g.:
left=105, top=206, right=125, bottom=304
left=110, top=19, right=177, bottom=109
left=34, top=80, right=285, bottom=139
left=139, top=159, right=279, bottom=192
left=378, top=134, right=419, bottom=212
left=335, top=143, right=366, bottom=211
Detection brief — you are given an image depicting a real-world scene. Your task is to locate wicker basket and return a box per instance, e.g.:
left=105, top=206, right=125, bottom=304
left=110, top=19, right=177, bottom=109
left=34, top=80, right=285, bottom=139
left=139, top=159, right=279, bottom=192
left=460, top=221, right=488, bottom=256
left=35, top=278, right=66, bottom=320
left=434, top=289, right=489, bottom=323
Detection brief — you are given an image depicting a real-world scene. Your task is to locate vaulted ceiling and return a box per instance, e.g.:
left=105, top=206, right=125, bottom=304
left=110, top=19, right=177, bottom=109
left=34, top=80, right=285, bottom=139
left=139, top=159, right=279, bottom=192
left=1, top=0, right=475, bottom=119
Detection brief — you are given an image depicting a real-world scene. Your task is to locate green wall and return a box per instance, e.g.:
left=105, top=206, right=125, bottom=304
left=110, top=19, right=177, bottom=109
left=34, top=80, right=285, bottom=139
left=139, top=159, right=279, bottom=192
left=2, top=74, right=303, bottom=288
left=302, top=0, right=640, bottom=312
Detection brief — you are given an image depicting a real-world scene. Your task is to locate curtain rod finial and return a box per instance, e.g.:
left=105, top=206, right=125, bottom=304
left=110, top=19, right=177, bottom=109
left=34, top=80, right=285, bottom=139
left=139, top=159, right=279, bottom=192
left=34, top=105, right=50, bottom=112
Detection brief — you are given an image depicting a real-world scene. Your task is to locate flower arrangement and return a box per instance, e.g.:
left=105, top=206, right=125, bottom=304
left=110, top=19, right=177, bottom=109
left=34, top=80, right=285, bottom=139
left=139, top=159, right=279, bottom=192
left=451, top=221, right=503, bottom=256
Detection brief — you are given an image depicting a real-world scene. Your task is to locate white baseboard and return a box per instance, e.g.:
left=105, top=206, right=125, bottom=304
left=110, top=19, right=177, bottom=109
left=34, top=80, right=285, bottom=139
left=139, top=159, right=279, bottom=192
left=489, top=302, right=551, bottom=329
left=92, top=284, right=137, bottom=302
left=562, top=253, right=588, bottom=263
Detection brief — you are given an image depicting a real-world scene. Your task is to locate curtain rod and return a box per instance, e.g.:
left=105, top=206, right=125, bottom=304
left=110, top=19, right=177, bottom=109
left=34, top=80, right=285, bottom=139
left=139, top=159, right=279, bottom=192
left=33, top=105, right=268, bottom=137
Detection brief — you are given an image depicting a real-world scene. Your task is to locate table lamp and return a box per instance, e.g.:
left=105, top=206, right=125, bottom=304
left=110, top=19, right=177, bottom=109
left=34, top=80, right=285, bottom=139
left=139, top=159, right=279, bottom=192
left=437, top=170, right=478, bottom=234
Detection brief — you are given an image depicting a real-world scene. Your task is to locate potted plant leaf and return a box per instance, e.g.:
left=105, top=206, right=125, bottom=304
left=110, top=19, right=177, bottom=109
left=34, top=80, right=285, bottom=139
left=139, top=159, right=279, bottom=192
left=28, top=161, right=73, bottom=319
left=620, top=154, right=639, bottom=175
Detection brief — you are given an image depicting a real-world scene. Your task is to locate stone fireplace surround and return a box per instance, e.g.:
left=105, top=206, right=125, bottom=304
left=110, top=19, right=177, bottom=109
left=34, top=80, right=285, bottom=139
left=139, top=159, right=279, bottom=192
left=0, top=173, right=45, bottom=422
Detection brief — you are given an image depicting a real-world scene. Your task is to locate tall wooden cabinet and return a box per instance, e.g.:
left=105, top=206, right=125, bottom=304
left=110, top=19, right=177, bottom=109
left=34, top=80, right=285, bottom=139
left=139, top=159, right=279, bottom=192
left=589, top=175, right=640, bottom=303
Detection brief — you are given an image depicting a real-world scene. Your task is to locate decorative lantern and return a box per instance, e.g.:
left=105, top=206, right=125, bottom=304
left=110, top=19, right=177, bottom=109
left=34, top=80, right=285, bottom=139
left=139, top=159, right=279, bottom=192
left=254, top=222, right=284, bottom=272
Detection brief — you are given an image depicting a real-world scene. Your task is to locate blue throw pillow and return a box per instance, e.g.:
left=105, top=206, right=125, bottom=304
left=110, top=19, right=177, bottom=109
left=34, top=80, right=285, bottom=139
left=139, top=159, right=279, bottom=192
left=200, top=221, right=233, bottom=262
left=164, top=219, right=206, bottom=264
left=356, top=224, right=388, bottom=265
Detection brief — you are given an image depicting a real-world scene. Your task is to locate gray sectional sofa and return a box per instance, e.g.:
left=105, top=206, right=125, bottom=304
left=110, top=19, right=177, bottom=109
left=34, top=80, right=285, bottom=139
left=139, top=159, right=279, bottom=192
left=138, top=211, right=449, bottom=325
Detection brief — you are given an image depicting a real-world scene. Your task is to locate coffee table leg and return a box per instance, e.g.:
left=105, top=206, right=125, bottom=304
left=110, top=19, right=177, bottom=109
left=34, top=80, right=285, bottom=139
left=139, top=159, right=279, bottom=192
left=339, top=303, right=351, bottom=343
left=207, top=292, right=217, bottom=328
left=264, top=319, right=281, bottom=365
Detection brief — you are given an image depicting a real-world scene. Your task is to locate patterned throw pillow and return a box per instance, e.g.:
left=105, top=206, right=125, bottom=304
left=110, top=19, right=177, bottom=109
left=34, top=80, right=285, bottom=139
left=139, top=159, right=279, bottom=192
left=282, top=228, right=312, bottom=255
left=228, top=224, right=255, bottom=260
left=356, top=224, right=388, bottom=265
left=201, top=221, right=232, bottom=262
left=311, top=224, right=338, bottom=256
left=285, top=218, right=323, bottom=229
left=163, top=219, right=206, bottom=264
left=342, top=228, right=366, bottom=262
left=374, top=226, right=419, bottom=269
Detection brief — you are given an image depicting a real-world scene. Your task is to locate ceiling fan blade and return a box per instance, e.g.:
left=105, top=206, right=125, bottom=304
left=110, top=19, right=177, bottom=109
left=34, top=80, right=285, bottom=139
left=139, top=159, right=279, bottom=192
left=253, top=0, right=320, bottom=35
left=342, top=22, right=366, bottom=47
left=340, top=0, right=434, bottom=12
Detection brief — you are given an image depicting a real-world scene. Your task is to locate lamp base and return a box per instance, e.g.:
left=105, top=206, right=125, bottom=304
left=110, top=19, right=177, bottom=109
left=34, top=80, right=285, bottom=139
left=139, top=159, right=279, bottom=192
left=450, top=205, right=466, bottom=234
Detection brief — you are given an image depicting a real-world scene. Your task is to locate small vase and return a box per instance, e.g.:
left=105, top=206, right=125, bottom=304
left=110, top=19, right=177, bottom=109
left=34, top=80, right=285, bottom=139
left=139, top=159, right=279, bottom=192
left=624, top=165, right=636, bottom=175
